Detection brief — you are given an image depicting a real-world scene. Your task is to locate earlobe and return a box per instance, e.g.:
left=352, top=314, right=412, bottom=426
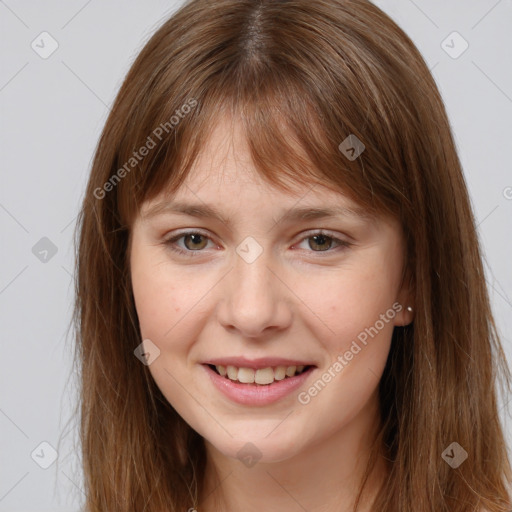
left=392, top=300, right=415, bottom=327
left=395, top=267, right=415, bottom=326
left=394, top=304, right=414, bottom=326
left=404, top=305, right=414, bottom=325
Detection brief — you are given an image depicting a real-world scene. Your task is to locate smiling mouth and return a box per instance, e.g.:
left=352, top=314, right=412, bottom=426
left=207, top=364, right=314, bottom=385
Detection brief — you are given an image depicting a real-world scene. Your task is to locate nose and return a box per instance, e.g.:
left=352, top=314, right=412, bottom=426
left=216, top=245, right=293, bottom=339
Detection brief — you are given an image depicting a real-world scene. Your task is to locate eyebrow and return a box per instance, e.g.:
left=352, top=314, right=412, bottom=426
left=142, top=200, right=372, bottom=224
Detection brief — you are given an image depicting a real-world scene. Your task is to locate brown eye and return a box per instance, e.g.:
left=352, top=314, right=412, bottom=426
left=164, top=231, right=214, bottom=256
left=182, top=233, right=208, bottom=250
left=295, top=230, right=351, bottom=255
left=308, top=234, right=334, bottom=251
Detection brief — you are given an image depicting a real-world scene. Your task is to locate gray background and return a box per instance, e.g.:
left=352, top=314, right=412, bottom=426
left=1, top=1, right=511, bottom=510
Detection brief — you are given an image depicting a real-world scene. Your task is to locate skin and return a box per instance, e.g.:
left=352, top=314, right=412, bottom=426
left=129, top=114, right=414, bottom=512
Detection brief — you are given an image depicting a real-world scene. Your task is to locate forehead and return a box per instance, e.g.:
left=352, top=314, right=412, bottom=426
left=139, top=168, right=374, bottom=229
left=140, top=161, right=369, bottom=226
left=141, top=113, right=363, bottom=214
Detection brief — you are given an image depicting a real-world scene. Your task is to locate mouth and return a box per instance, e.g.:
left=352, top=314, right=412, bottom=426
left=202, top=361, right=317, bottom=406
left=207, top=363, right=314, bottom=385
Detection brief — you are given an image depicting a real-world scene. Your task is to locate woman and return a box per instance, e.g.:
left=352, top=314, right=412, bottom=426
left=73, top=0, right=512, bottom=510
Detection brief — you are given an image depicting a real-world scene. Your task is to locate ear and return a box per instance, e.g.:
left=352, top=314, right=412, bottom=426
left=393, top=270, right=415, bottom=327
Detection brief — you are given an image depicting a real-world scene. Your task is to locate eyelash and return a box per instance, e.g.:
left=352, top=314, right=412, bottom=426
left=162, top=230, right=351, bottom=258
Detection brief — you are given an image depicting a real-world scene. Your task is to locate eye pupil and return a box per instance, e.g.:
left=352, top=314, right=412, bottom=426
left=310, top=234, right=331, bottom=251
left=184, top=233, right=207, bottom=250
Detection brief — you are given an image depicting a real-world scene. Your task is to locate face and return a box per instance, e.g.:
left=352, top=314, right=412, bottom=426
left=129, top=115, right=413, bottom=464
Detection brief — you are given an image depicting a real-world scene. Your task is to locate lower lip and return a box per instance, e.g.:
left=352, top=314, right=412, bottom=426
left=202, top=364, right=315, bottom=406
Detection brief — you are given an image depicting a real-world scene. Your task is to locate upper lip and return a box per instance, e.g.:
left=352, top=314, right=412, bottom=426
left=202, top=356, right=316, bottom=370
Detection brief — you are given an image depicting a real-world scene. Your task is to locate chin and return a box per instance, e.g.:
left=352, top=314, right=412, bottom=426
left=204, top=429, right=304, bottom=466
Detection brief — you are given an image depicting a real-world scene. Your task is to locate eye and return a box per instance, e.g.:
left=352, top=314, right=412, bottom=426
left=164, top=230, right=214, bottom=256
left=162, top=229, right=351, bottom=257
left=293, top=230, right=351, bottom=254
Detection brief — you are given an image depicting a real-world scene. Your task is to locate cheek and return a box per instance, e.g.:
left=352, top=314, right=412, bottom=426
left=292, top=265, right=398, bottom=426
left=306, top=264, right=398, bottom=335
left=130, top=246, right=221, bottom=370
left=130, top=248, right=210, bottom=414
left=292, top=255, right=400, bottom=388
left=130, top=252, right=189, bottom=382
left=131, top=245, right=196, bottom=338
left=131, top=261, right=179, bottom=340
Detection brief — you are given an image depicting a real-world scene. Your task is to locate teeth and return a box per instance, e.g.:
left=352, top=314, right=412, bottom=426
left=214, top=364, right=308, bottom=384
left=226, top=365, right=238, bottom=380
left=274, top=366, right=286, bottom=381
left=238, top=367, right=255, bottom=383
left=285, top=365, right=297, bottom=377
left=255, top=367, right=274, bottom=385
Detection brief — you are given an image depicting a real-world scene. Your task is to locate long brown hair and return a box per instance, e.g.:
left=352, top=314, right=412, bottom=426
left=71, top=0, right=512, bottom=510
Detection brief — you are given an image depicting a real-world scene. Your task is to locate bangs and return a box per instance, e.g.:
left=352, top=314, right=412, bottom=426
left=116, top=63, right=391, bottom=228
left=108, top=0, right=427, bottom=230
